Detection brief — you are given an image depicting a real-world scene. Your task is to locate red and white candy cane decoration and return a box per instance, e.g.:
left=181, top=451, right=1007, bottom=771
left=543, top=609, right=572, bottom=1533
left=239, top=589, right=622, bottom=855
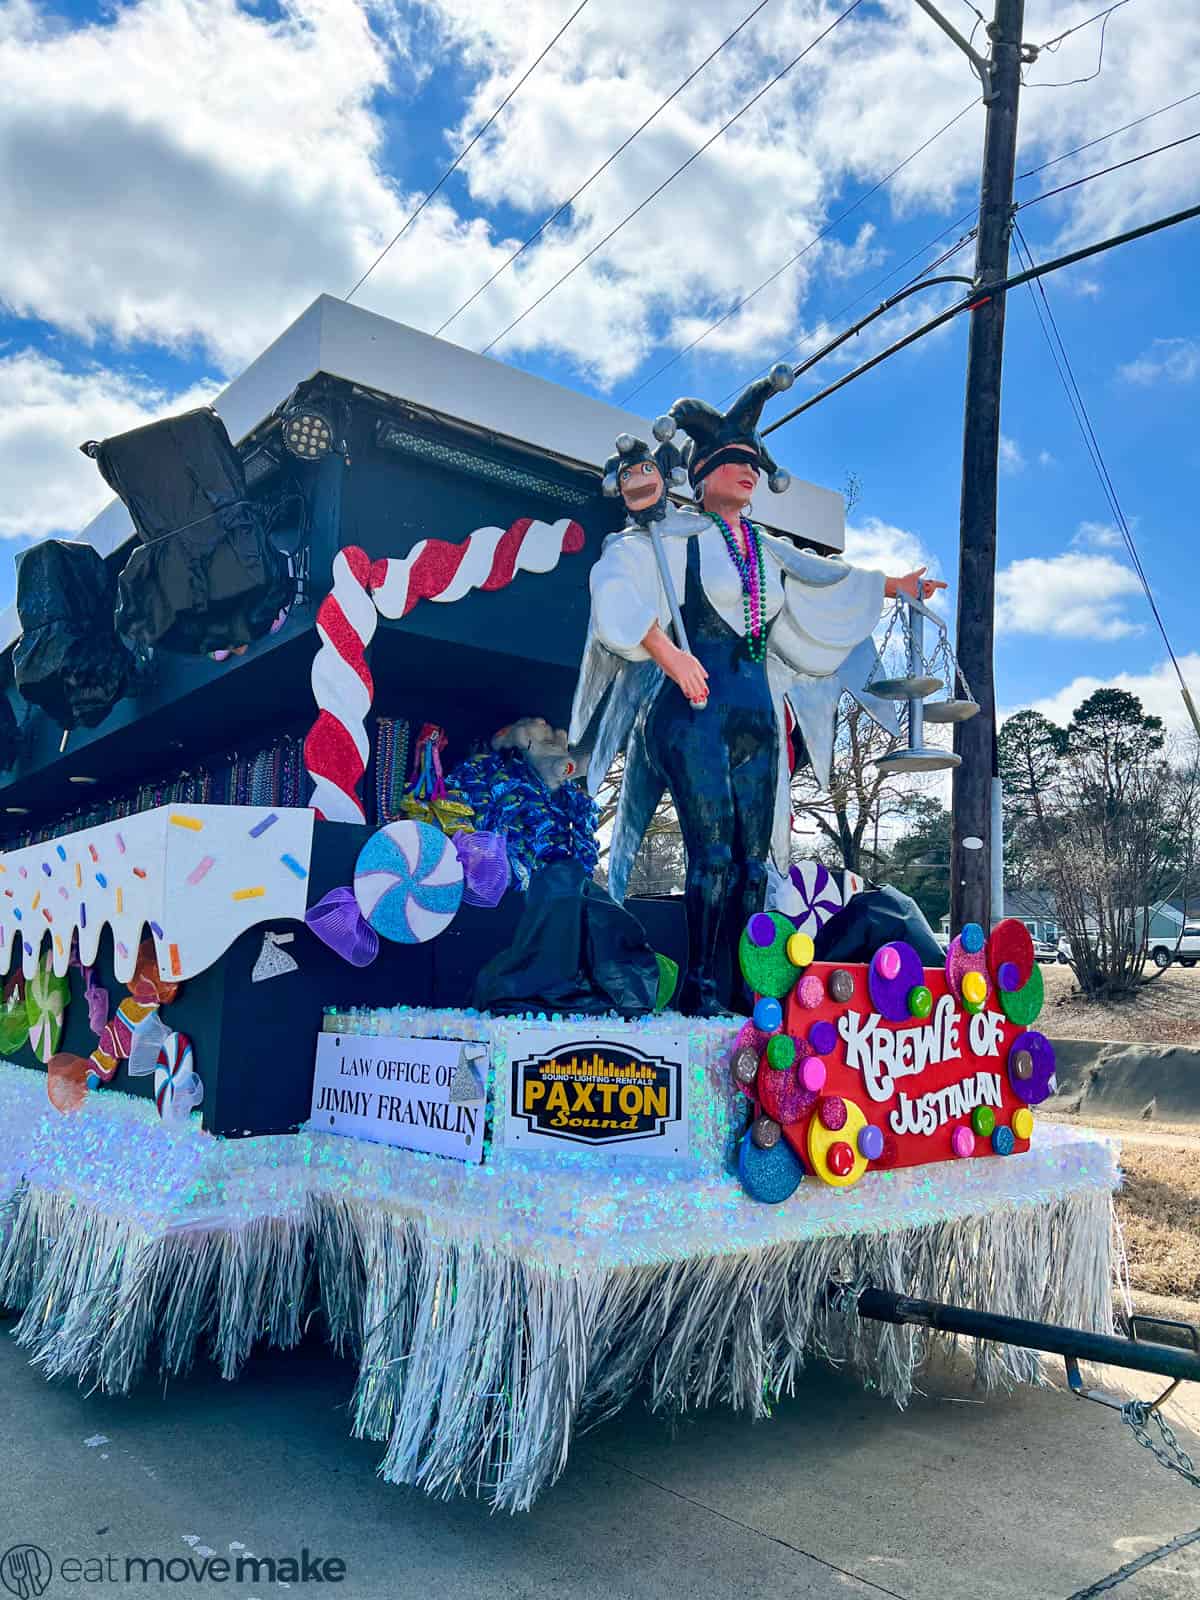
left=305, top=519, right=584, bottom=822
left=306, top=547, right=379, bottom=823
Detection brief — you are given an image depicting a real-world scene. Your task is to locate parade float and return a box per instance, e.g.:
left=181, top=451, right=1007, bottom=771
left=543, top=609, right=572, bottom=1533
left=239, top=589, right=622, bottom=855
left=0, top=295, right=1127, bottom=1512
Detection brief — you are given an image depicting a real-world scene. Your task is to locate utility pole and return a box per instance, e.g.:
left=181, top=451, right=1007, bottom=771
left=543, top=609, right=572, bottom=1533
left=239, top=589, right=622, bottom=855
left=948, top=0, right=1026, bottom=933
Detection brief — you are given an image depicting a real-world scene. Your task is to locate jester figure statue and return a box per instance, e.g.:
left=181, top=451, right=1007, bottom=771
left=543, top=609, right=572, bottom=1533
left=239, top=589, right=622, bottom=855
left=568, top=367, right=943, bottom=1016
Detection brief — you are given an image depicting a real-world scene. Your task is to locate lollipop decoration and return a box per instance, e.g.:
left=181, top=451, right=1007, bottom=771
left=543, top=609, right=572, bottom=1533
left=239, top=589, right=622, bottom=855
left=783, top=861, right=842, bottom=938
left=0, top=971, right=28, bottom=1056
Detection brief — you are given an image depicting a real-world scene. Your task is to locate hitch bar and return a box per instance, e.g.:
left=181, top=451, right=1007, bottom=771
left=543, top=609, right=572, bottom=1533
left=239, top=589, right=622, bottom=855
left=844, top=1285, right=1200, bottom=1387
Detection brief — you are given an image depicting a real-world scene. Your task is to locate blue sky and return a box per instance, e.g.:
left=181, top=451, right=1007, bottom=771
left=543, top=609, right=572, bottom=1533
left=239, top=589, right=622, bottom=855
left=1, top=0, right=1197, bottom=733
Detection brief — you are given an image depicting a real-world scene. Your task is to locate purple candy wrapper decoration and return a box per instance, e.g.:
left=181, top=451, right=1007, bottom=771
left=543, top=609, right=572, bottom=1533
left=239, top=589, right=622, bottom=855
left=305, top=887, right=380, bottom=968
left=452, top=830, right=511, bottom=909
left=84, top=968, right=110, bottom=1036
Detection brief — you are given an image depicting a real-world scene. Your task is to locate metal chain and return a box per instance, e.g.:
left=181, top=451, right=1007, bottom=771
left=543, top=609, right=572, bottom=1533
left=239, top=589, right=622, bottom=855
left=865, top=599, right=905, bottom=686
left=1062, top=1408, right=1199, bottom=1598
left=1122, top=1399, right=1200, bottom=1488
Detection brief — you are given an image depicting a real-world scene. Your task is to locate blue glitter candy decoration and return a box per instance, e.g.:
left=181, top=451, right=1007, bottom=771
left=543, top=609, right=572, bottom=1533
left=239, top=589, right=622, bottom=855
left=354, top=821, right=464, bottom=943
left=737, top=1127, right=805, bottom=1203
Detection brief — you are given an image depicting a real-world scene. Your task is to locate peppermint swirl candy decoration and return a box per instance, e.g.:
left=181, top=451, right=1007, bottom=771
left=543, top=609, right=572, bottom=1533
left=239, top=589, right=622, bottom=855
left=785, top=861, right=843, bottom=938
left=26, top=955, right=68, bottom=1064
left=154, top=1031, right=203, bottom=1122
left=354, top=821, right=464, bottom=944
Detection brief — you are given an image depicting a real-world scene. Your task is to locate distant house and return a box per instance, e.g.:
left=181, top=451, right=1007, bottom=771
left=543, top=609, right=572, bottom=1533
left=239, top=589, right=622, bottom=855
left=940, top=886, right=1062, bottom=945
left=938, top=887, right=1200, bottom=950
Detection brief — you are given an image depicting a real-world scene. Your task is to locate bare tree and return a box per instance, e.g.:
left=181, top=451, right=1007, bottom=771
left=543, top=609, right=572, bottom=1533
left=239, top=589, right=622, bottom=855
left=1001, top=690, right=1188, bottom=998
left=593, top=752, right=686, bottom=896
left=789, top=696, right=949, bottom=875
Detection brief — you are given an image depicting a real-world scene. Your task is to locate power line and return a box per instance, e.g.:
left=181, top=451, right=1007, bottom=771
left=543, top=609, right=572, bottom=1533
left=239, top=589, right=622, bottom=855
left=433, top=0, right=776, bottom=339
left=719, top=213, right=979, bottom=404
left=1014, top=88, right=1200, bottom=183
left=1036, top=0, right=1131, bottom=54
left=477, top=0, right=865, bottom=356
left=345, top=0, right=589, bottom=302
left=758, top=200, right=1200, bottom=436
left=617, top=96, right=978, bottom=406
left=1009, top=221, right=1200, bottom=737
left=1015, top=128, right=1200, bottom=212
left=713, top=91, right=1195, bottom=417
left=1024, top=0, right=1131, bottom=89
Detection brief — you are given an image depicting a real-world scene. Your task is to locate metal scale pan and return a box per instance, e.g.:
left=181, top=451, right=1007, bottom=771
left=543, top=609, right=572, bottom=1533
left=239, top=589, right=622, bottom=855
left=868, top=595, right=963, bottom=774
left=865, top=673, right=943, bottom=700
left=923, top=697, right=981, bottom=724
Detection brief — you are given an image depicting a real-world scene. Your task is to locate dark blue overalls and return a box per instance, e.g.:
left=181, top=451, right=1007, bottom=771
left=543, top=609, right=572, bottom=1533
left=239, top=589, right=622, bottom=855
left=645, top=532, right=777, bottom=1014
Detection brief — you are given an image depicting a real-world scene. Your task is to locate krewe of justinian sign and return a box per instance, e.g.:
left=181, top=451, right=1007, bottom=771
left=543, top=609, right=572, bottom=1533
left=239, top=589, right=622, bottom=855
left=311, top=1034, right=486, bottom=1163
left=733, top=918, right=1054, bottom=1199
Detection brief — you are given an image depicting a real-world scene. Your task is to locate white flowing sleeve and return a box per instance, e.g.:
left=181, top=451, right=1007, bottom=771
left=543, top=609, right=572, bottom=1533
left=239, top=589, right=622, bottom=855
left=766, top=538, right=886, bottom=678
left=589, top=531, right=667, bottom=662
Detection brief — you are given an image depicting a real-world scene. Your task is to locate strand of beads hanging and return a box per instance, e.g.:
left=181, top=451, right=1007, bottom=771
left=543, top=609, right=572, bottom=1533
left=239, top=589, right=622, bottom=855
left=706, top=511, right=767, bottom=662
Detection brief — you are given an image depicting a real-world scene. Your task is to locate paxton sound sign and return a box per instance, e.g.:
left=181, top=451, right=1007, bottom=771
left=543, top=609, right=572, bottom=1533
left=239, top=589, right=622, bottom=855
left=312, top=1033, right=486, bottom=1164
left=504, top=1027, right=690, bottom=1159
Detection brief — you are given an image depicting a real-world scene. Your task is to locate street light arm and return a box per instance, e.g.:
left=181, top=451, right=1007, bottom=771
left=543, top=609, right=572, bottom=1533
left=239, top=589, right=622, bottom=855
left=910, top=0, right=995, bottom=100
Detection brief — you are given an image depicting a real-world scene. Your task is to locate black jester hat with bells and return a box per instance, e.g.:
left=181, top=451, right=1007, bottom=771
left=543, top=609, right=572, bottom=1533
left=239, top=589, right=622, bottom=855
left=667, top=363, right=795, bottom=496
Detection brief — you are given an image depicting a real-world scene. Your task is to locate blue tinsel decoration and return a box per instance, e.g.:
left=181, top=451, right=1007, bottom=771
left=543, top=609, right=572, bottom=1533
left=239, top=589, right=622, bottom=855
left=446, top=751, right=600, bottom=891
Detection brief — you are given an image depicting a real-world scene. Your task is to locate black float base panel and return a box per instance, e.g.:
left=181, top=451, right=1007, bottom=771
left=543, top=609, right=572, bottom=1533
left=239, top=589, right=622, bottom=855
left=7, top=822, right=690, bottom=1138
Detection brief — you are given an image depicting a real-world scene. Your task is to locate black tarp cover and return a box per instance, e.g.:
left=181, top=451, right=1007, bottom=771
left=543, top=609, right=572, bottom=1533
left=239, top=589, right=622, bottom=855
left=13, top=540, right=130, bottom=730
left=88, top=408, right=290, bottom=653
left=473, top=860, right=662, bottom=1016
left=813, top=883, right=945, bottom=967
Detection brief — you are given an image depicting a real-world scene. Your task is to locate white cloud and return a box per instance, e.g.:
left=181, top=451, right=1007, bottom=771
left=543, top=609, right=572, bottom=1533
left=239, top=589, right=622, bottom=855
left=0, top=349, right=219, bottom=540
left=1070, top=520, right=1122, bottom=550
left=999, top=435, right=1025, bottom=474
left=1037, top=449, right=1055, bottom=468
left=1014, top=654, right=1200, bottom=739
left=995, top=550, right=1142, bottom=641
left=1119, top=338, right=1200, bottom=387
left=843, top=515, right=939, bottom=582
left=0, top=0, right=1194, bottom=397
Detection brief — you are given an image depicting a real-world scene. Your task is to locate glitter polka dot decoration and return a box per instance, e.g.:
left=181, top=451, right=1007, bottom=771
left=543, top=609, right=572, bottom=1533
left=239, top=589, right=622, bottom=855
left=732, top=919, right=1042, bottom=1200
left=354, top=821, right=464, bottom=944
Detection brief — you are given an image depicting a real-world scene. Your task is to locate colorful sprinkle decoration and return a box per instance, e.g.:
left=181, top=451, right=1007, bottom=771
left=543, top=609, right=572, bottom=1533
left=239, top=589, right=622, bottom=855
left=249, top=813, right=279, bottom=837
left=279, top=853, right=308, bottom=879
left=232, top=886, right=266, bottom=901
left=169, top=814, right=204, bottom=831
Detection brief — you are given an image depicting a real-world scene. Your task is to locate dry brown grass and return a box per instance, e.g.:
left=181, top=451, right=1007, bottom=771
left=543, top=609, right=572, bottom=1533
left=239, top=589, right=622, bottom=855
left=1042, top=961, right=1200, bottom=1046
left=1117, top=1139, right=1200, bottom=1303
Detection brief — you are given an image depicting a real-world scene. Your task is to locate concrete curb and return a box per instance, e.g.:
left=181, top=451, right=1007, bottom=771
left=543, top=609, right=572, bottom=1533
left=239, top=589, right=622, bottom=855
left=1046, top=1037, right=1200, bottom=1124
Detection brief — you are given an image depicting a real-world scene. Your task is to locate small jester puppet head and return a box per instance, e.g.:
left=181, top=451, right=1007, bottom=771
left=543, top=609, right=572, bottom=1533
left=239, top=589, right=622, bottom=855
left=600, top=425, right=687, bottom=527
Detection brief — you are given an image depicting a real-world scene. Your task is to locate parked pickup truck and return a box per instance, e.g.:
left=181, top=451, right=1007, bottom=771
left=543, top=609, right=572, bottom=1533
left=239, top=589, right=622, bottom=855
left=1149, top=926, right=1200, bottom=970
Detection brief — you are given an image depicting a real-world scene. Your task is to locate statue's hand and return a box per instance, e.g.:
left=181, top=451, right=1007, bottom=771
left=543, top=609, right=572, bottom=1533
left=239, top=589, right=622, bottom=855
left=665, top=646, right=709, bottom=707
left=885, top=566, right=947, bottom=602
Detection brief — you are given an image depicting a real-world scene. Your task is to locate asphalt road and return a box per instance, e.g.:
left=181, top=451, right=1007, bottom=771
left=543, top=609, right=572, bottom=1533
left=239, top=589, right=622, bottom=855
left=1, top=1321, right=1198, bottom=1600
